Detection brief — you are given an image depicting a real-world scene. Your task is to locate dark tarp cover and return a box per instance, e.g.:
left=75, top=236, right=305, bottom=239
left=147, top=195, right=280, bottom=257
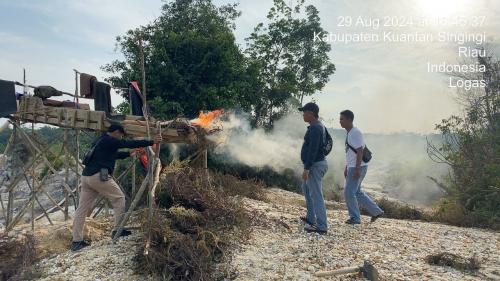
left=80, top=73, right=97, bottom=98
left=34, top=85, right=65, bottom=99
left=0, top=79, right=17, bottom=117
left=94, top=81, right=112, bottom=115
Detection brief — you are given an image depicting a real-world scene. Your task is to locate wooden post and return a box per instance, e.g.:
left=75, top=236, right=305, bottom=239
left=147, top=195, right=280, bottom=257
left=112, top=175, right=150, bottom=242
left=63, top=129, right=69, bottom=220
left=21, top=169, right=53, bottom=226
left=138, top=36, right=151, bottom=139
left=73, top=69, right=80, bottom=207
left=129, top=89, right=136, bottom=207
left=0, top=193, right=5, bottom=221
left=6, top=126, right=17, bottom=226
left=145, top=122, right=161, bottom=254
left=12, top=122, right=76, bottom=206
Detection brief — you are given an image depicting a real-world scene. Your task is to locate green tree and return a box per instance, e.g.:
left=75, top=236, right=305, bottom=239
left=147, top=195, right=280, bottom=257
left=245, top=0, right=335, bottom=127
left=102, top=0, right=252, bottom=119
left=428, top=49, right=500, bottom=229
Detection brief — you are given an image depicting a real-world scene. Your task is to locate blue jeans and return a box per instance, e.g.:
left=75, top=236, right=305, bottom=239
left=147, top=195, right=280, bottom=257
left=344, top=166, right=383, bottom=223
left=302, top=160, right=328, bottom=231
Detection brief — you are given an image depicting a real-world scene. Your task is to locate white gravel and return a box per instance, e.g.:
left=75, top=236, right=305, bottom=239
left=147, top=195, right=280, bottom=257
left=229, top=188, right=500, bottom=281
left=30, top=188, right=500, bottom=281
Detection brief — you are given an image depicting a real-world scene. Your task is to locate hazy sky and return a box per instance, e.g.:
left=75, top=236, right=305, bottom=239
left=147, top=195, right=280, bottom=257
left=1, top=0, right=499, bottom=133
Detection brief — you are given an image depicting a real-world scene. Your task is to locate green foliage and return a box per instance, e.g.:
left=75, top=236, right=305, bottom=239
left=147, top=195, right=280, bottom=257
left=428, top=52, right=500, bottom=229
left=102, top=0, right=252, bottom=120
left=102, top=0, right=334, bottom=129
left=245, top=0, right=335, bottom=127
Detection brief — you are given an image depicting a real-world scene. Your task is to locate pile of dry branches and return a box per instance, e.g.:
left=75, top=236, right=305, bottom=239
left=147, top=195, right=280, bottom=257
left=0, top=232, right=36, bottom=280
left=135, top=163, right=256, bottom=280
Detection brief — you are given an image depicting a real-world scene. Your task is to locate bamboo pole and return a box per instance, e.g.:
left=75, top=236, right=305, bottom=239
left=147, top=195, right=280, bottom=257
left=30, top=84, right=35, bottom=231
left=145, top=122, right=161, bottom=255
left=74, top=69, right=80, bottom=207
left=63, top=129, right=69, bottom=220
left=0, top=194, right=5, bottom=221
left=26, top=165, right=67, bottom=214
left=112, top=175, right=150, bottom=243
left=21, top=168, right=53, bottom=226
left=13, top=122, right=75, bottom=197
left=129, top=88, right=137, bottom=207
left=6, top=126, right=17, bottom=226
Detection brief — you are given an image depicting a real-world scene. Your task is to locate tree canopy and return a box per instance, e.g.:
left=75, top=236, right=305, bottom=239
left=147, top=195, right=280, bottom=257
left=103, top=0, right=334, bottom=127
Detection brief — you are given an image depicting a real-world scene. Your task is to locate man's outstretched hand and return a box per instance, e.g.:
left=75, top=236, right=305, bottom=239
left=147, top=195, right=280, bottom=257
left=154, top=134, right=163, bottom=144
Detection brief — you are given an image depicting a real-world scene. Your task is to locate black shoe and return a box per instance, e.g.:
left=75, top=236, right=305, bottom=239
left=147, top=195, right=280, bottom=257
left=345, top=218, right=361, bottom=225
left=71, top=240, right=91, bottom=251
left=111, top=229, right=132, bottom=239
left=300, top=216, right=314, bottom=225
left=371, top=212, right=384, bottom=223
left=304, top=225, right=327, bottom=235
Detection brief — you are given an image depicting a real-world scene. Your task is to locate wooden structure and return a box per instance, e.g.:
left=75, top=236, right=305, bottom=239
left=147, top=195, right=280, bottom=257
left=14, top=96, right=203, bottom=144
left=1, top=94, right=217, bottom=237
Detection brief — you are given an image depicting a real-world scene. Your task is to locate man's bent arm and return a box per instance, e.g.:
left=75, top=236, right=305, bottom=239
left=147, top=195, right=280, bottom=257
left=114, top=151, right=130, bottom=160
left=109, top=138, right=154, bottom=149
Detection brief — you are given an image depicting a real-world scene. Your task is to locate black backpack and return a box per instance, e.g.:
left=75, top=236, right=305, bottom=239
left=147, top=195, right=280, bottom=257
left=323, top=128, right=333, bottom=156
left=82, top=136, right=104, bottom=165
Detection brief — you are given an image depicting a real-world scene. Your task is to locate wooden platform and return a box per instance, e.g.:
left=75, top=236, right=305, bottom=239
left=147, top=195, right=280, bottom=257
left=12, top=96, right=201, bottom=144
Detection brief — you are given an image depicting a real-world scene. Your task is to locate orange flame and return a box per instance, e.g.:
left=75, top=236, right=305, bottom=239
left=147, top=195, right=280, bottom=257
left=192, top=110, right=223, bottom=128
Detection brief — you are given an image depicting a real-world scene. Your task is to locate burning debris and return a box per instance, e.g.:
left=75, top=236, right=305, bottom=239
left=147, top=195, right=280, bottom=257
left=191, top=110, right=224, bottom=128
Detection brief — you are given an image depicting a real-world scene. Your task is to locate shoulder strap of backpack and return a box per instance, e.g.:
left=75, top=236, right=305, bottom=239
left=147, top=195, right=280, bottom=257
left=345, top=130, right=358, bottom=153
left=87, top=135, right=105, bottom=158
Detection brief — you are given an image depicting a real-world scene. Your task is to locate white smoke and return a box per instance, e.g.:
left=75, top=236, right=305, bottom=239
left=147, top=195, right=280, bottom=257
left=210, top=112, right=448, bottom=206
left=211, top=112, right=307, bottom=173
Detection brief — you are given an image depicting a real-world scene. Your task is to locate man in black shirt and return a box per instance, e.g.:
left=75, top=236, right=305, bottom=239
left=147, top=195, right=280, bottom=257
left=71, top=124, right=162, bottom=251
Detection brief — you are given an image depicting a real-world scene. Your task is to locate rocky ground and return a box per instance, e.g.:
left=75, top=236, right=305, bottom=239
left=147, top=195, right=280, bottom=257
left=229, top=188, right=500, bottom=281
left=8, top=188, right=500, bottom=281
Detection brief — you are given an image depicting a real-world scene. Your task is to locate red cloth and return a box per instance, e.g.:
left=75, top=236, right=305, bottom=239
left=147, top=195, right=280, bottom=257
left=135, top=144, right=159, bottom=169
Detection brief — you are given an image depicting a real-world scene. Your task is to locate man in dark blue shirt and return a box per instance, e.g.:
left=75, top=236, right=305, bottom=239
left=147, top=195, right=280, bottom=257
left=299, top=102, right=329, bottom=234
left=71, top=124, right=162, bottom=251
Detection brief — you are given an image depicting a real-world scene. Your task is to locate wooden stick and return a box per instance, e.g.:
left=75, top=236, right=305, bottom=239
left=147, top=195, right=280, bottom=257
left=5, top=192, right=37, bottom=233
left=21, top=169, right=53, bottom=226
left=112, top=175, right=150, bottom=243
left=73, top=69, right=81, bottom=207
left=314, top=267, right=360, bottom=277
left=64, top=129, right=69, bottom=220
left=13, top=122, right=75, bottom=201
left=0, top=193, right=6, bottom=221
left=26, top=164, right=67, bottom=214
left=145, top=122, right=162, bottom=254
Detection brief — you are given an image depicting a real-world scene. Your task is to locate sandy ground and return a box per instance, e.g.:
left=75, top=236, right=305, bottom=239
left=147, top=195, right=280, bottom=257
left=14, top=188, right=500, bottom=281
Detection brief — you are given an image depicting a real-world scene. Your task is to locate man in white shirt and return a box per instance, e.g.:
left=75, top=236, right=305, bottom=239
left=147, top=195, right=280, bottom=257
left=340, top=110, right=383, bottom=224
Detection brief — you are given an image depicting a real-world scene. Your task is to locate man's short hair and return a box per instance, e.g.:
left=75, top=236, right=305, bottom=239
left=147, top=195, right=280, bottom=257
left=340, top=110, right=354, bottom=121
left=107, top=124, right=126, bottom=134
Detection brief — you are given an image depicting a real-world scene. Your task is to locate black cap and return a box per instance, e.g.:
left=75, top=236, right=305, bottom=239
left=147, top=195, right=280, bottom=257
left=298, top=102, right=319, bottom=114
left=107, top=124, right=126, bottom=134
